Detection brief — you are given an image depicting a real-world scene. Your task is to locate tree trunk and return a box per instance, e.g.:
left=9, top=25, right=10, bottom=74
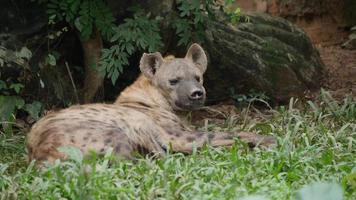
left=80, top=29, right=103, bottom=103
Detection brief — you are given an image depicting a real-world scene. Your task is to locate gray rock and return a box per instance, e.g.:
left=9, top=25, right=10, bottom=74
left=203, top=13, right=324, bottom=103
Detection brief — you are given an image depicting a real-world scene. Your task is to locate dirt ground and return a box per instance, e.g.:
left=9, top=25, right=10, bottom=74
left=318, top=45, right=356, bottom=99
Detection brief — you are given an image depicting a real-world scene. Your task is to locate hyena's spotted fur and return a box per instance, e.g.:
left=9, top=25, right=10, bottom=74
left=27, top=44, right=276, bottom=164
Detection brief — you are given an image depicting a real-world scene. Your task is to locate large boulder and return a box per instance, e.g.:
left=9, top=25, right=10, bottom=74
left=202, top=13, right=324, bottom=103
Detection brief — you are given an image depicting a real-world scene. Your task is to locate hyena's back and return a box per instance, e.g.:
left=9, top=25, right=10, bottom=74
left=27, top=104, right=165, bottom=163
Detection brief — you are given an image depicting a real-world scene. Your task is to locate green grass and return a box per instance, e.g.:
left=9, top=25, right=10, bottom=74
left=0, top=91, right=355, bottom=200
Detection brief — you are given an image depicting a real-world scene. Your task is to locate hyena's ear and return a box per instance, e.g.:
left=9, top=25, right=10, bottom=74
left=185, top=43, right=208, bottom=74
left=139, top=52, right=164, bottom=79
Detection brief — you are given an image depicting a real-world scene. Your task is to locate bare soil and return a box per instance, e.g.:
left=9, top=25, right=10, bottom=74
left=318, top=45, right=356, bottom=99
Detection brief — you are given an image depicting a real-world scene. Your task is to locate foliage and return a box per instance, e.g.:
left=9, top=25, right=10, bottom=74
left=223, top=0, right=242, bottom=25
left=0, top=47, right=43, bottom=131
left=40, top=0, right=240, bottom=84
left=100, top=0, right=223, bottom=84
left=296, top=182, right=343, bottom=200
left=230, top=88, right=270, bottom=108
left=0, top=0, right=242, bottom=129
left=44, top=0, right=115, bottom=40
left=174, top=0, right=210, bottom=46
left=1, top=92, right=355, bottom=199
left=99, top=9, right=163, bottom=84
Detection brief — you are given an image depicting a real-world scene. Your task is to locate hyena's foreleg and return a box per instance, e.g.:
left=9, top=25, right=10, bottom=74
left=161, top=130, right=276, bottom=153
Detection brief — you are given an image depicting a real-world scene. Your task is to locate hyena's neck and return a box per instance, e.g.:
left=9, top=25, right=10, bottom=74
left=115, top=75, right=173, bottom=112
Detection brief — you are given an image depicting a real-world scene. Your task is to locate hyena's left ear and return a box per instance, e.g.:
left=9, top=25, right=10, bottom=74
left=139, top=52, right=164, bottom=79
left=185, top=43, right=208, bottom=73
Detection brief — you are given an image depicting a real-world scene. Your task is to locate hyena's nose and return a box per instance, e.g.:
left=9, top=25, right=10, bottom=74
left=189, top=90, right=204, bottom=100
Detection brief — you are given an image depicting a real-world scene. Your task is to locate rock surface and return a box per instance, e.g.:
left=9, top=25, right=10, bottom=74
left=234, top=0, right=356, bottom=45
left=202, top=13, right=324, bottom=103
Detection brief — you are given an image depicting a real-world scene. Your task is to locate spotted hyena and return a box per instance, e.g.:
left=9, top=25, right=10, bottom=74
left=26, top=43, right=276, bottom=164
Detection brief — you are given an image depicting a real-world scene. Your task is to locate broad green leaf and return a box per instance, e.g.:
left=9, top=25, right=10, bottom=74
left=0, top=95, right=24, bottom=120
left=241, top=196, right=268, bottom=200
left=17, top=47, right=32, bottom=60
left=295, top=182, right=343, bottom=200
left=74, top=17, right=83, bottom=32
left=9, top=83, right=24, bottom=94
left=24, top=101, right=43, bottom=120
left=0, top=80, right=7, bottom=90
left=47, top=54, right=56, bottom=66
left=14, top=97, right=25, bottom=109
left=58, top=146, right=83, bottom=164
left=0, top=58, right=4, bottom=67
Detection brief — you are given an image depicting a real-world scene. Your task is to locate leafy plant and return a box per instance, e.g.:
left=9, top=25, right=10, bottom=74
left=295, top=182, right=343, bottom=200
left=1, top=94, right=356, bottom=199
left=174, top=0, right=218, bottom=46
left=99, top=9, right=163, bottom=84
left=0, top=46, right=43, bottom=131
left=230, top=88, right=270, bottom=108
left=44, top=0, right=115, bottom=40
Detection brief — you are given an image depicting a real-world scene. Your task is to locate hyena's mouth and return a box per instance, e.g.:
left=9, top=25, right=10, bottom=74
left=174, top=100, right=205, bottom=111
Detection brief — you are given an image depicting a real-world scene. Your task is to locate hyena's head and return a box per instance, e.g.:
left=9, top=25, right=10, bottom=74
left=140, top=43, right=208, bottom=111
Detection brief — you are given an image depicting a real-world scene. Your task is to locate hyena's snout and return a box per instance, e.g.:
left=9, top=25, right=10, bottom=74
left=176, top=81, right=206, bottom=110
left=188, top=87, right=205, bottom=101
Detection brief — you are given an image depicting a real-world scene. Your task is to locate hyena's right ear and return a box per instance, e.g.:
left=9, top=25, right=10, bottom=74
left=139, top=52, right=164, bottom=79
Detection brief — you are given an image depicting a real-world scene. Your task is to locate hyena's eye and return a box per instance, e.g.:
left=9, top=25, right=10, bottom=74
left=169, top=79, right=179, bottom=86
left=195, top=76, right=200, bottom=82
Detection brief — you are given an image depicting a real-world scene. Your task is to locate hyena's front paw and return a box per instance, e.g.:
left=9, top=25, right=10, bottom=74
left=236, top=132, right=277, bottom=149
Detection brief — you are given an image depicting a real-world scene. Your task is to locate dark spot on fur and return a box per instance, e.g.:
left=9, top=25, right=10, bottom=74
left=124, top=144, right=131, bottom=150
left=137, top=145, right=150, bottom=155
left=82, top=113, right=92, bottom=118
left=174, top=132, right=182, bottom=137
left=92, top=139, right=98, bottom=143
left=83, top=136, right=89, bottom=140
left=48, top=118, right=66, bottom=123
left=114, top=144, right=121, bottom=153
left=37, top=128, right=57, bottom=146
left=70, top=138, right=75, bottom=143
left=223, top=135, right=233, bottom=140
left=102, top=108, right=110, bottom=112
left=104, top=138, right=112, bottom=144
left=167, top=131, right=174, bottom=135
left=196, top=132, right=204, bottom=137
left=100, top=148, right=105, bottom=153
left=106, top=131, right=114, bottom=136
left=89, top=108, right=100, bottom=112
left=247, top=142, right=255, bottom=148
left=82, top=144, right=86, bottom=147
left=208, top=134, right=215, bottom=140
left=88, top=119, right=101, bottom=124
left=186, top=136, right=196, bottom=142
left=106, top=125, right=118, bottom=129
left=36, top=156, right=48, bottom=161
